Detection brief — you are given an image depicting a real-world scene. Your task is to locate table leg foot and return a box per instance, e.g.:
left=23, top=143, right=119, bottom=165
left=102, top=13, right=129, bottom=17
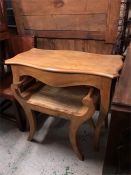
left=69, top=120, right=84, bottom=160
left=24, top=108, right=36, bottom=141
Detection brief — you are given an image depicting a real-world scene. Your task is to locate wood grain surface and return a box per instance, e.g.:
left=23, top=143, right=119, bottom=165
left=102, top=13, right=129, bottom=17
left=14, top=0, right=108, bottom=15
left=12, top=0, right=121, bottom=43
left=6, top=48, right=123, bottom=78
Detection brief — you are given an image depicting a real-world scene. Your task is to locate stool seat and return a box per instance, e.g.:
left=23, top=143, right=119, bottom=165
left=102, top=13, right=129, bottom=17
left=27, top=85, right=92, bottom=118
left=11, top=78, right=99, bottom=160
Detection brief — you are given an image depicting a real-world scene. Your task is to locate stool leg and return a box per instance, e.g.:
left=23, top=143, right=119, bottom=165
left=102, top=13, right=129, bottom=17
left=12, top=99, right=26, bottom=131
left=24, top=108, right=36, bottom=141
left=69, top=120, right=84, bottom=160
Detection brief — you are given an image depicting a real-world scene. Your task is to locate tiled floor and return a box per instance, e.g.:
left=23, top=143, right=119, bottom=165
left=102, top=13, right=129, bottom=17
left=0, top=112, right=108, bottom=175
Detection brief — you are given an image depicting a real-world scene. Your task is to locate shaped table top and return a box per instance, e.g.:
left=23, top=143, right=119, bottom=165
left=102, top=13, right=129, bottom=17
left=6, top=48, right=123, bottom=78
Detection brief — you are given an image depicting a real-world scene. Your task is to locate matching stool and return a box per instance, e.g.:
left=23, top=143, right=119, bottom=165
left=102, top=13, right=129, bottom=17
left=12, top=81, right=99, bottom=160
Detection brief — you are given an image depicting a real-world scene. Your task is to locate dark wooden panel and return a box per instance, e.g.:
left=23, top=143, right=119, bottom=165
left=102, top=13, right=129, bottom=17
left=25, top=30, right=105, bottom=40
left=103, top=111, right=131, bottom=174
left=0, top=32, right=9, bottom=40
left=106, top=0, right=121, bottom=43
left=36, top=38, right=113, bottom=54
left=103, top=44, right=131, bottom=174
left=8, top=35, right=34, bottom=57
left=113, top=43, right=131, bottom=109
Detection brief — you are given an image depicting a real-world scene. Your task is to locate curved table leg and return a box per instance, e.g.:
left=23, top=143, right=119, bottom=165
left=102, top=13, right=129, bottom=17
left=11, top=79, right=38, bottom=140
left=94, top=78, right=112, bottom=150
left=69, top=119, right=84, bottom=161
left=24, top=108, right=37, bottom=141
left=69, top=104, right=96, bottom=160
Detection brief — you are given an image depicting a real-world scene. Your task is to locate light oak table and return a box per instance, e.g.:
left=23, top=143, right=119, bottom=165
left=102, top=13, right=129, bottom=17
left=6, top=48, right=123, bottom=159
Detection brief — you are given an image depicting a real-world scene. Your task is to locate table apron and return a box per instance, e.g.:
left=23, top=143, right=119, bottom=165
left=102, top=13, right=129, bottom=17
left=11, top=65, right=107, bottom=89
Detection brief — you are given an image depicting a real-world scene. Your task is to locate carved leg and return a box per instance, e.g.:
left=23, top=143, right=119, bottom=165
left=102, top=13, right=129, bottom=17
left=12, top=99, right=26, bottom=131
left=94, top=79, right=111, bottom=150
left=69, top=107, right=95, bottom=160
left=24, top=108, right=36, bottom=141
left=11, top=84, right=36, bottom=139
left=69, top=119, right=84, bottom=160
